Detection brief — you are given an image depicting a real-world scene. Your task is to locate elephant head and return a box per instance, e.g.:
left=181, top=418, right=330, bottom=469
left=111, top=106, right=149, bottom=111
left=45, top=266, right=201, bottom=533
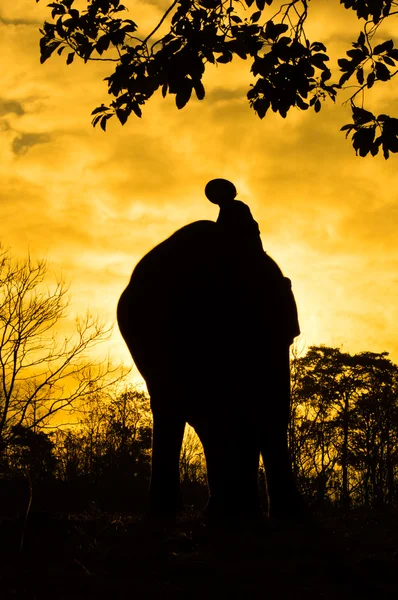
left=117, top=180, right=302, bottom=521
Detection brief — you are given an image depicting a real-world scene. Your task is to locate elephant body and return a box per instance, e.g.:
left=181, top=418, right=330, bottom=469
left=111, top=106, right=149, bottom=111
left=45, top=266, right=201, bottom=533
left=117, top=219, right=302, bottom=520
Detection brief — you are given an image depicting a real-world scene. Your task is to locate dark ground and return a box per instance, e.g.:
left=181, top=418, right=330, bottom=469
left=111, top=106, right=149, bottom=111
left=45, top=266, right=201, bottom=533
left=1, top=508, right=397, bottom=599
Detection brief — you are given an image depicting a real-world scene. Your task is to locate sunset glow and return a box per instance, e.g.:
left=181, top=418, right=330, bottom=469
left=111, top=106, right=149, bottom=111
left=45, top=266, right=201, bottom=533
left=1, top=0, right=398, bottom=384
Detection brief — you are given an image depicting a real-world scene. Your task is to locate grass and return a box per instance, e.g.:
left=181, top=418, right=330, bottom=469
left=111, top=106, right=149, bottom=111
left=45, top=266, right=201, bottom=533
left=1, top=507, right=397, bottom=599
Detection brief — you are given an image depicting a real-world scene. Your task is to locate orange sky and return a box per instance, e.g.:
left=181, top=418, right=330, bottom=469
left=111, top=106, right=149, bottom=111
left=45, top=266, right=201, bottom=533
left=1, top=0, right=398, bottom=384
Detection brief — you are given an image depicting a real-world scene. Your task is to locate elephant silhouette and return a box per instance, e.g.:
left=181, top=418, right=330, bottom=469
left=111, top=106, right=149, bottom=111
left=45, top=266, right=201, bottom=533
left=117, top=180, right=303, bottom=523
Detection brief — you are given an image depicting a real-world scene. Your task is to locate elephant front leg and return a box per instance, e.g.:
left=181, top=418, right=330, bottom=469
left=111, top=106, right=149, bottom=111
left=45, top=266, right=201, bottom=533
left=260, top=428, right=304, bottom=519
left=259, top=348, right=305, bottom=520
left=149, top=406, right=186, bottom=517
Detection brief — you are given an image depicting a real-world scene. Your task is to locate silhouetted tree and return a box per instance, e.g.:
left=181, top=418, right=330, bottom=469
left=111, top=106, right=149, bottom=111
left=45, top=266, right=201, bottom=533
left=4, top=425, right=56, bottom=482
left=290, top=345, right=398, bottom=509
left=290, top=346, right=345, bottom=506
left=0, top=247, right=121, bottom=457
left=63, top=386, right=152, bottom=483
left=179, top=425, right=206, bottom=485
left=37, top=0, right=398, bottom=157
left=52, top=428, right=86, bottom=482
left=347, top=352, right=398, bottom=507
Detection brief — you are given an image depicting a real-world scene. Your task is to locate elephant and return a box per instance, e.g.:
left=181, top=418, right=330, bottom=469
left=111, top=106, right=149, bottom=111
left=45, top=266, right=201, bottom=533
left=117, top=180, right=303, bottom=523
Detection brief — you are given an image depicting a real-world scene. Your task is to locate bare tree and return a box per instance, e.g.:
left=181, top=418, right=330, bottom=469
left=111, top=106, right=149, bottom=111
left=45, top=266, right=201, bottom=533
left=0, top=247, right=124, bottom=453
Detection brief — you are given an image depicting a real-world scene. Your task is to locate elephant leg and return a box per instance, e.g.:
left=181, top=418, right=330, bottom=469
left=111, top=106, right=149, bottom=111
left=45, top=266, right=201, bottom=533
left=194, top=415, right=262, bottom=524
left=259, top=348, right=304, bottom=519
left=260, top=426, right=303, bottom=519
left=149, top=404, right=186, bottom=516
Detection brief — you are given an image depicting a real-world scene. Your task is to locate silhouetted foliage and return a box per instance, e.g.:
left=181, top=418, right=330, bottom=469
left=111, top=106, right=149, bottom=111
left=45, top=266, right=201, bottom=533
left=3, top=425, right=56, bottom=482
left=37, top=0, right=398, bottom=157
left=290, top=345, right=398, bottom=509
left=1, top=344, right=398, bottom=515
left=0, top=247, right=122, bottom=458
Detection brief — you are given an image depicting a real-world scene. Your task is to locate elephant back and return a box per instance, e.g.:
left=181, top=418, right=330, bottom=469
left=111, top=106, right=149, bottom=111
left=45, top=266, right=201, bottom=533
left=117, top=219, right=300, bottom=400
left=117, top=221, right=222, bottom=386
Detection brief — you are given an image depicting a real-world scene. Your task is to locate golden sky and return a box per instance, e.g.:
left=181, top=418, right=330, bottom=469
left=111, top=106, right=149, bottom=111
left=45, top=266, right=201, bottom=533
left=1, top=0, right=398, bottom=381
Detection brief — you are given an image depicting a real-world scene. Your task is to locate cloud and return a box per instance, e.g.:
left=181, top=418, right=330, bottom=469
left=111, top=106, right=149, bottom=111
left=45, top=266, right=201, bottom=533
left=0, top=99, right=24, bottom=117
left=1, top=0, right=398, bottom=368
left=0, top=13, right=40, bottom=26
left=0, top=119, right=11, bottom=132
left=11, top=132, right=51, bottom=156
left=206, top=87, right=248, bottom=104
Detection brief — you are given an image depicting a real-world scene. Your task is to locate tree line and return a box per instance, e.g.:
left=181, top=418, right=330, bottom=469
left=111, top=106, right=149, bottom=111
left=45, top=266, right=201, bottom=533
left=2, top=352, right=398, bottom=513
left=1, top=246, right=397, bottom=513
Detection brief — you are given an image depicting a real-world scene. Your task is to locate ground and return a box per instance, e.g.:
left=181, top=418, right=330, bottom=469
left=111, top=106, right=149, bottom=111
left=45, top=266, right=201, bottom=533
left=1, top=508, right=397, bottom=599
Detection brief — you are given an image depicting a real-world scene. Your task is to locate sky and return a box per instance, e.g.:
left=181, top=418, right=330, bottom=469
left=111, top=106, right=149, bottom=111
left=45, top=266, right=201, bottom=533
left=1, top=0, right=398, bottom=387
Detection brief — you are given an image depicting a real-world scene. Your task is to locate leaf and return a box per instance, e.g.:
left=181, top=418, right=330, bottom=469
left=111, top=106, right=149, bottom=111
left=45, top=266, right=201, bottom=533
left=383, top=56, right=395, bottom=67
left=217, top=52, right=233, bottom=64
left=352, top=106, right=374, bottom=125
left=338, top=58, right=353, bottom=71
left=311, top=41, right=327, bottom=53
left=251, top=10, right=261, bottom=23
left=321, top=68, right=332, bottom=82
left=100, top=114, right=111, bottom=131
left=39, top=39, right=61, bottom=64
left=373, top=40, right=394, bottom=54
left=296, top=96, right=309, bottom=110
left=352, top=126, right=375, bottom=157
left=279, top=106, right=287, bottom=118
left=230, top=15, right=242, bottom=23
left=116, top=108, right=128, bottom=125
left=314, top=98, right=321, bottom=113
left=96, top=35, right=110, bottom=55
left=255, top=0, right=266, bottom=9
left=383, top=2, right=391, bottom=16
left=264, top=20, right=288, bottom=41
left=131, top=103, right=142, bottom=118
left=388, top=48, right=398, bottom=60
left=273, top=23, right=289, bottom=37
left=340, top=123, right=355, bottom=135
left=358, top=31, right=366, bottom=47
left=121, top=20, right=137, bottom=32
left=91, top=104, right=107, bottom=115
left=201, top=47, right=215, bottom=64
left=66, top=52, right=75, bottom=65
left=175, top=78, right=193, bottom=109
left=347, top=49, right=365, bottom=61
left=229, top=41, right=247, bottom=60
left=367, top=72, right=375, bottom=88
left=370, top=137, right=381, bottom=156
left=356, top=67, right=364, bottom=85
left=162, top=83, right=168, bottom=98
left=311, top=53, right=329, bottom=69
left=253, top=98, right=270, bottom=119
left=193, top=80, right=205, bottom=100
left=339, top=71, right=352, bottom=86
left=375, top=61, right=390, bottom=81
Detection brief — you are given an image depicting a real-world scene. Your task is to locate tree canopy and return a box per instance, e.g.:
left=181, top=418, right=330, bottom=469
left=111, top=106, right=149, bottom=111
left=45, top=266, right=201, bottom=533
left=37, top=0, right=398, bottom=158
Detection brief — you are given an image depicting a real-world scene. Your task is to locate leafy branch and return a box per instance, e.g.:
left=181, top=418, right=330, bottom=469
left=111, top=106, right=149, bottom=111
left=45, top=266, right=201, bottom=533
left=36, top=0, right=398, bottom=157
